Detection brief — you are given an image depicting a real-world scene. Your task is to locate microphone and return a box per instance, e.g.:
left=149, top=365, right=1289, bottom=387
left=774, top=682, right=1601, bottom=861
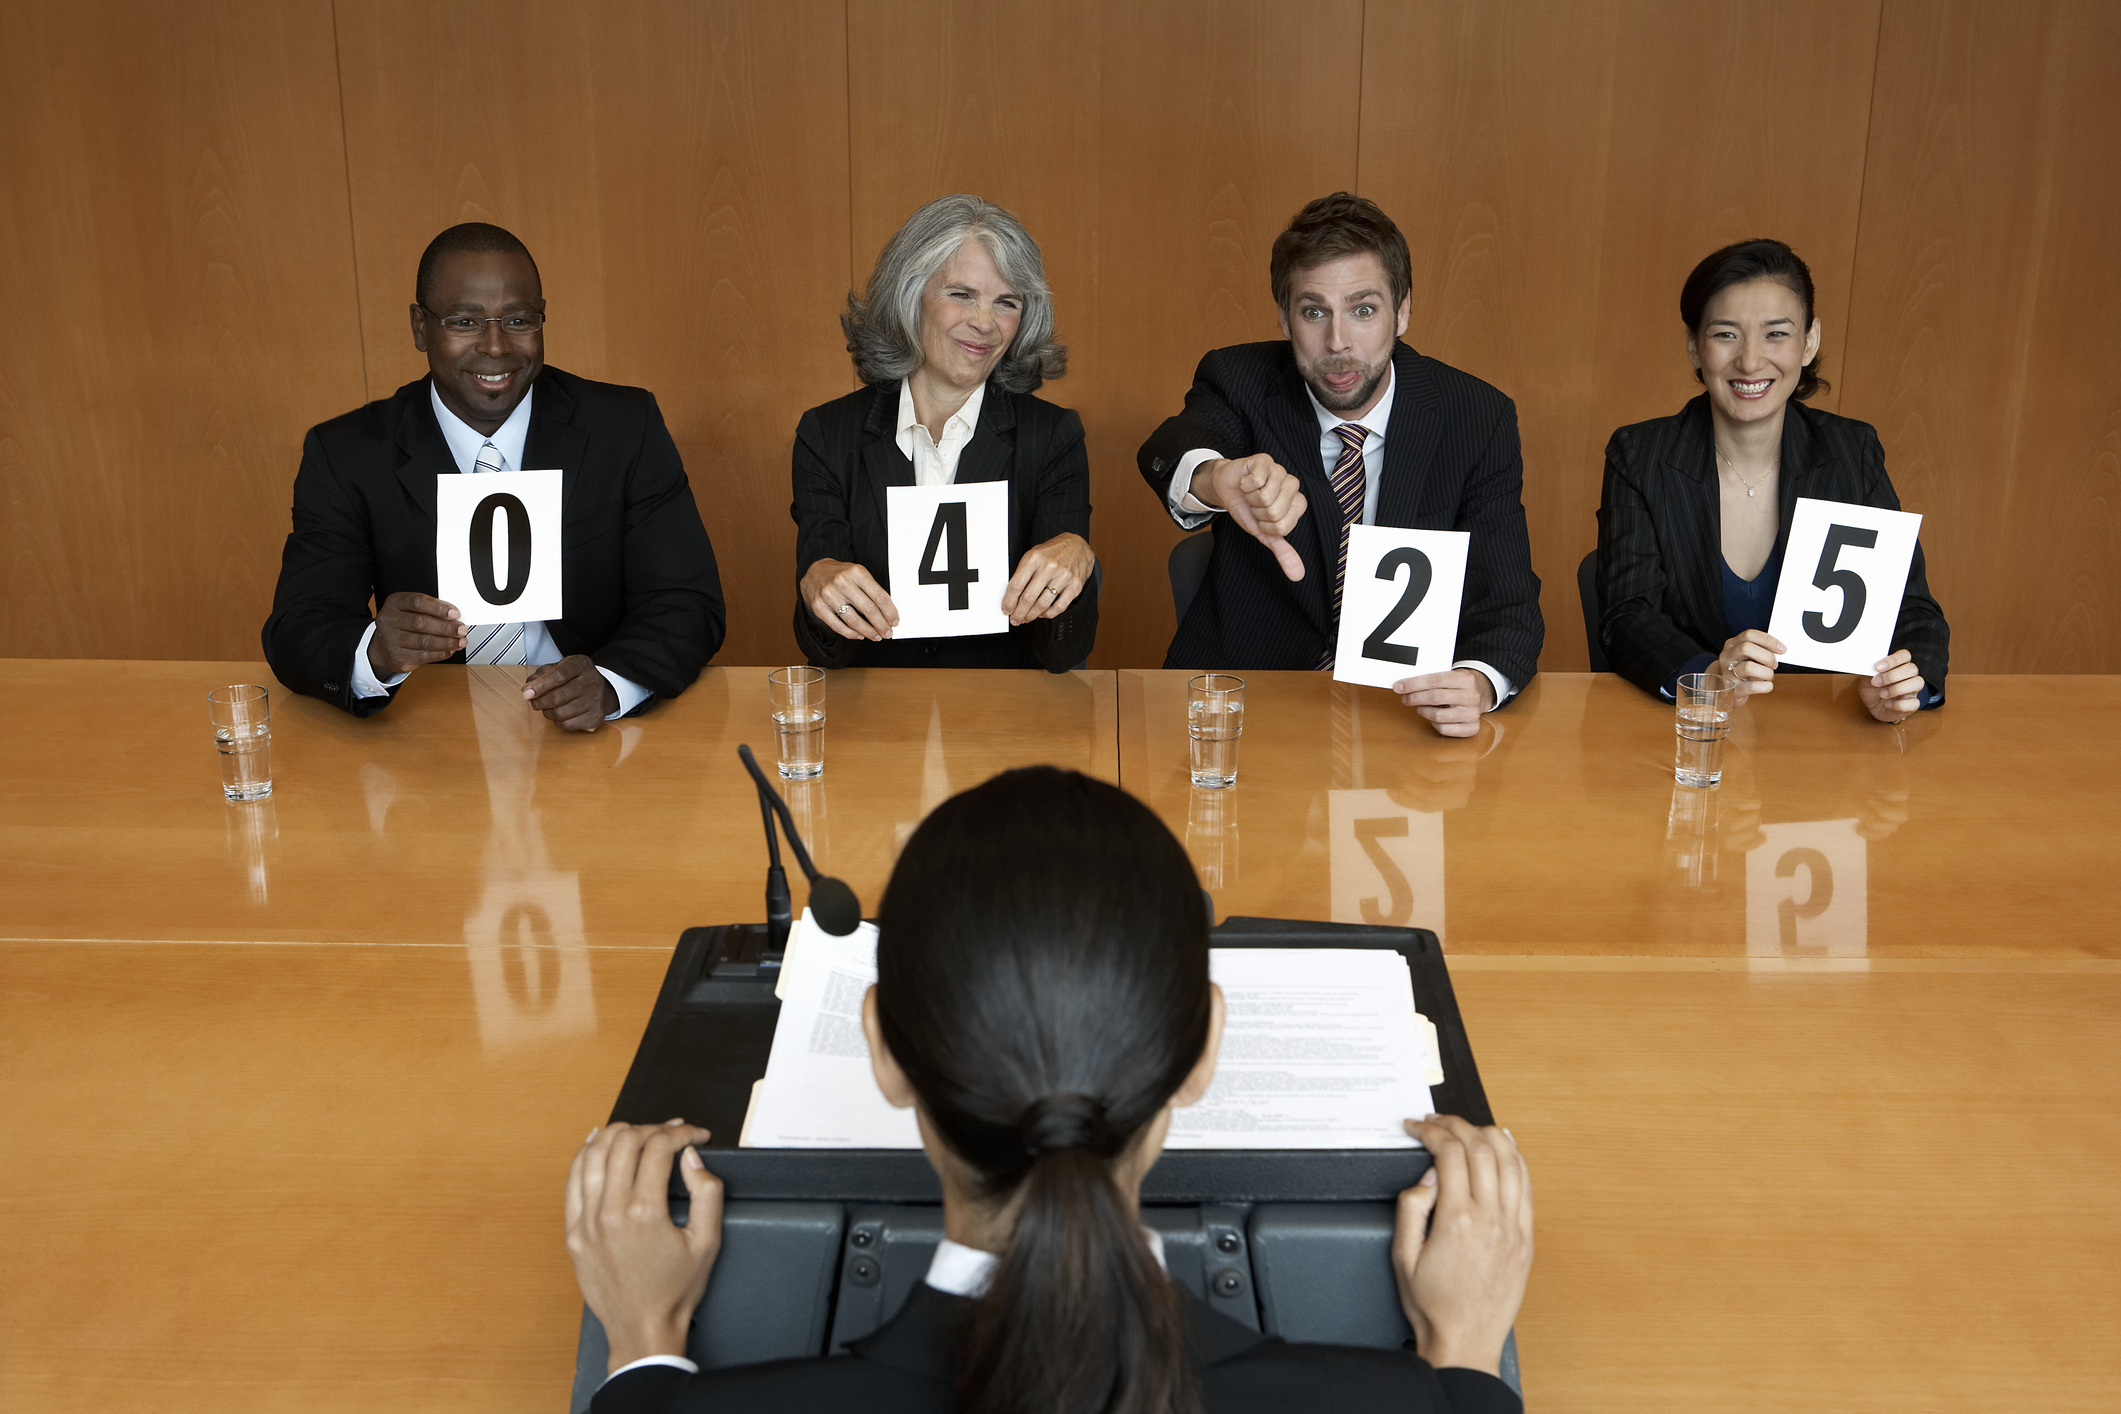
left=735, top=745, right=862, bottom=942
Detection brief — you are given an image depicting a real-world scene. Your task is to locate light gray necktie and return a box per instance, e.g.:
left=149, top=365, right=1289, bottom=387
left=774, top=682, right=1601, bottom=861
left=462, top=440, right=528, bottom=665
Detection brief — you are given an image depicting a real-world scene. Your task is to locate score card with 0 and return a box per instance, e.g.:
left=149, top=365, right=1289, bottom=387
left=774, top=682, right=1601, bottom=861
left=434, top=468, right=564, bottom=625
left=1331, top=526, right=1471, bottom=690
left=885, top=482, right=1011, bottom=639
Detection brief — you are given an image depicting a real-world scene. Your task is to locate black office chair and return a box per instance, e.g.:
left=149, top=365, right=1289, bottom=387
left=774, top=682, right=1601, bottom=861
left=1578, top=549, right=1611, bottom=672
left=1169, top=527, right=1214, bottom=623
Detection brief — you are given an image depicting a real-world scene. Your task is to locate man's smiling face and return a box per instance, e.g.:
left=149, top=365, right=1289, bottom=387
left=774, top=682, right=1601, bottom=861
left=411, top=249, right=545, bottom=436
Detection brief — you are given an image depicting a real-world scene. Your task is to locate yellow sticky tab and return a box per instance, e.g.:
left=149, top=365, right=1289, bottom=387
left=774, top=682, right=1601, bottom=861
left=1418, top=1014, right=1445, bottom=1087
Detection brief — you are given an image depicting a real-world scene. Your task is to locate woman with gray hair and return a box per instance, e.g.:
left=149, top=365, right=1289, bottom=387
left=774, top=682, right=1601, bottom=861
left=790, top=195, right=1098, bottom=670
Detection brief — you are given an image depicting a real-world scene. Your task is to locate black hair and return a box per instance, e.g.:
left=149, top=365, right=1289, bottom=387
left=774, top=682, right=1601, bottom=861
left=1271, top=192, right=1413, bottom=315
left=876, top=766, right=1210, bottom=1414
left=414, top=222, right=540, bottom=310
left=1679, top=238, right=1829, bottom=401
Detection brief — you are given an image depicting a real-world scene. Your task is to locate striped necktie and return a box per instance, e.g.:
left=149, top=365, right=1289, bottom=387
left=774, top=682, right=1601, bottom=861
left=463, top=440, right=528, bottom=666
left=1317, top=422, right=1369, bottom=669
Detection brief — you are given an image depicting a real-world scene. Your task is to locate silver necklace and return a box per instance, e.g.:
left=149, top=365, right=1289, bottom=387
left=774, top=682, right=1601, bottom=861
left=1717, top=446, right=1775, bottom=498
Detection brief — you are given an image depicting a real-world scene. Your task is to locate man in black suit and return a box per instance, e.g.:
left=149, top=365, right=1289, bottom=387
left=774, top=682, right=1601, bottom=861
left=1138, top=194, right=1542, bottom=736
left=262, top=224, right=724, bottom=730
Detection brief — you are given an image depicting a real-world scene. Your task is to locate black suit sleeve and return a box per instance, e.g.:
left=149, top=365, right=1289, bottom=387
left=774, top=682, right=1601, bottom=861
left=590, top=396, right=726, bottom=702
left=1449, top=400, right=1543, bottom=694
left=1023, top=405, right=1098, bottom=671
left=1856, top=425, right=1949, bottom=702
left=1137, top=351, right=1256, bottom=520
left=1594, top=426, right=1711, bottom=695
left=788, top=406, right=862, bottom=669
left=261, top=426, right=397, bottom=719
left=589, top=1362, right=689, bottom=1414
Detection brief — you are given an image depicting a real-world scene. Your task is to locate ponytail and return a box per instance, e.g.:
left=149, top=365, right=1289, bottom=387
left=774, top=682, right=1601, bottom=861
left=876, top=768, right=1213, bottom=1414
left=960, top=1142, right=1196, bottom=1414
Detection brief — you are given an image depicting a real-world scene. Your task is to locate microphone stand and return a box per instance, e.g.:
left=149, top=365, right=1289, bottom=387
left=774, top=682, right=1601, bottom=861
left=736, top=745, right=862, bottom=946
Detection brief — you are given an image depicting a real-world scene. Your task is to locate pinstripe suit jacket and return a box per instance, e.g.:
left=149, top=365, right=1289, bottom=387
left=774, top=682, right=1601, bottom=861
left=1595, top=395, right=1948, bottom=699
left=789, top=380, right=1097, bottom=671
left=1138, top=342, right=1543, bottom=690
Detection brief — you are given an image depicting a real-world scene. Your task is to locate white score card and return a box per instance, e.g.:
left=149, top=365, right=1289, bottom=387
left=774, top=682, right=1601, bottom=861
left=434, top=469, right=564, bottom=626
left=1767, top=498, right=1922, bottom=675
left=1331, top=526, right=1470, bottom=689
left=885, top=482, right=1011, bottom=638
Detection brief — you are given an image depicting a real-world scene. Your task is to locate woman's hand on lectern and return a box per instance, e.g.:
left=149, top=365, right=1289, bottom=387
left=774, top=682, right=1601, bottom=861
left=1392, top=1115, right=1534, bottom=1379
left=566, top=1120, right=724, bottom=1376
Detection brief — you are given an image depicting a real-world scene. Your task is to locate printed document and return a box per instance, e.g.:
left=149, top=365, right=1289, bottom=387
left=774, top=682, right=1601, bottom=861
left=744, top=932, right=1436, bottom=1150
left=741, top=910, right=919, bottom=1148
left=1167, top=948, right=1431, bottom=1149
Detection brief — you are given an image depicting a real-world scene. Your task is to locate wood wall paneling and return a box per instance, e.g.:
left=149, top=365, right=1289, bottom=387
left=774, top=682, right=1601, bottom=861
left=845, top=0, right=1364, bottom=671
left=1358, top=0, right=1882, bottom=672
left=1839, top=0, right=2121, bottom=672
left=333, top=0, right=853, bottom=668
left=0, top=0, right=366, bottom=659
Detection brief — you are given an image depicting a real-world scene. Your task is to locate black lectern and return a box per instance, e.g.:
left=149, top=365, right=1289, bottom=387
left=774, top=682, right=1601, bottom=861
left=569, top=917, right=1519, bottom=1411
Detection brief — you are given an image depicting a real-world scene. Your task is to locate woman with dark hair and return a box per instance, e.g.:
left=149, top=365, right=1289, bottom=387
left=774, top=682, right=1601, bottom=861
left=566, top=767, right=1533, bottom=1414
left=789, top=195, right=1097, bottom=671
left=1595, top=239, right=1948, bottom=720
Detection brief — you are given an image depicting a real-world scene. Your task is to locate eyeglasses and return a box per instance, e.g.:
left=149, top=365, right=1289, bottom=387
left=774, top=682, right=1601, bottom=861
left=418, top=306, right=546, bottom=337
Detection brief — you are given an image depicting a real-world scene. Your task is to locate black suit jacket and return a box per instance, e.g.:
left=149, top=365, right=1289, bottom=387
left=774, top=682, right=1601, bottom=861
left=789, top=380, right=1097, bottom=671
left=1138, top=341, right=1543, bottom=691
left=591, top=1283, right=1520, bottom=1414
left=262, top=369, right=725, bottom=717
left=1595, top=395, right=1948, bottom=700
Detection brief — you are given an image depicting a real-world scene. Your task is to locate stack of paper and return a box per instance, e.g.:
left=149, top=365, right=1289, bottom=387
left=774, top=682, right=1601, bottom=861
left=741, top=918, right=1440, bottom=1152
left=743, top=910, right=919, bottom=1148
left=1167, top=948, right=1431, bottom=1149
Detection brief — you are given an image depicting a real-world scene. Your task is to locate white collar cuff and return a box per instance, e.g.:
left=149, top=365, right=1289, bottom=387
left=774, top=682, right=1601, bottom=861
left=924, top=1228, right=1169, bottom=1298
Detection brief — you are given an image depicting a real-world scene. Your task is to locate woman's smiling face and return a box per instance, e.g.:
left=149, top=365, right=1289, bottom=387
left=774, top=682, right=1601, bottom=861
left=1687, top=277, right=1821, bottom=426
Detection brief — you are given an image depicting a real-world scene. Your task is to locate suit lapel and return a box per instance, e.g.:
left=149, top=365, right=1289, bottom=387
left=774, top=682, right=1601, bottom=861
left=1375, top=344, right=1441, bottom=529
left=1265, top=353, right=1334, bottom=632
left=1665, top=396, right=1726, bottom=635
left=859, top=382, right=917, bottom=551
left=523, top=373, right=589, bottom=530
left=952, top=383, right=1016, bottom=486
left=1776, top=400, right=1827, bottom=544
left=392, top=380, right=456, bottom=529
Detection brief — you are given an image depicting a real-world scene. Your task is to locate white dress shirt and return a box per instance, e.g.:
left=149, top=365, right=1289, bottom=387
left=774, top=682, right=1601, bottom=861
left=596, top=1228, right=1171, bottom=1390
left=896, top=379, right=986, bottom=485
left=348, top=383, right=647, bottom=718
left=1161, top=365, right=1512, bottom=707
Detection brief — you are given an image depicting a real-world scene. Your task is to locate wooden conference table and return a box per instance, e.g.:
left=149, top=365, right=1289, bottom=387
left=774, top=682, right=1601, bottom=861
left=1, top=660, right=2115, bottom=1412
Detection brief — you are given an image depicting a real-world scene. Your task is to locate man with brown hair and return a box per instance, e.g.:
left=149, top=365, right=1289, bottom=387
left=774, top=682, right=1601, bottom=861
left=1138, top=193, right=1542, bottom=736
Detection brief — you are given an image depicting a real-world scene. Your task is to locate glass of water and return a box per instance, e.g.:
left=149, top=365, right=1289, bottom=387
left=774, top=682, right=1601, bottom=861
left=1673, top=672, right=1734, bottom=788
left=208, top=683, right=273, bottom=801
left=1187, top=673, right=1245, bottom=789
left=768, top=666, right=826, bottom=780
